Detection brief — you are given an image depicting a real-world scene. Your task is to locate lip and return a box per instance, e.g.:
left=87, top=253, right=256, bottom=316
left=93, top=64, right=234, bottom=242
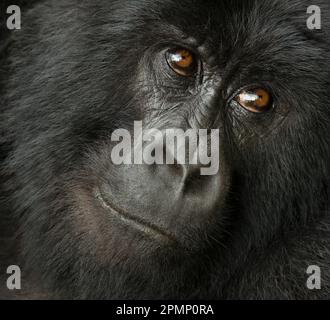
left=94, top=188, right=176, bottom=244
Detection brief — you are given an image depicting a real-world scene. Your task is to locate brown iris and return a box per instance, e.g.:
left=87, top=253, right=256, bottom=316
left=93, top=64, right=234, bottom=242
left=235, top=88, right=273, bottom=113
left=166, top=48, right=197, bottom=77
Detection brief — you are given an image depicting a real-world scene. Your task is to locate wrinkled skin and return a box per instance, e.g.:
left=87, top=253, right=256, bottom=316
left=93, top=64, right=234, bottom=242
left=0, top=0, right=330, bottom=299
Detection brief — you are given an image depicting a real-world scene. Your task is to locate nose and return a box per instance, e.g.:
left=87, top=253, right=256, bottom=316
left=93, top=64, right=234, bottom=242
left=98, top=128, right=225, bottom=239
left=160, top=143, right=214, bottom=194
left=157, top=127, right=220, bottom=180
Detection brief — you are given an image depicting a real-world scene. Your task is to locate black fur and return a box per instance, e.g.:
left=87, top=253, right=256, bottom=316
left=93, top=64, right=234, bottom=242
left=0, top=0, right=330, bottom=299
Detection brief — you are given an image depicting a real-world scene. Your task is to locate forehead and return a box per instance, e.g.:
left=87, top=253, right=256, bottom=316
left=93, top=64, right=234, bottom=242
left=125, top=0, right=305, bottom=34
left=105, top=0, right=326, bottom=90
left=115, top=0, right=310, bottom=59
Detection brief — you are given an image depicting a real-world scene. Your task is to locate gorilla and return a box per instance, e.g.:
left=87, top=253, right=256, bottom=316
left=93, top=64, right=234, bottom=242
left=0, top=0, right=329, bottom=299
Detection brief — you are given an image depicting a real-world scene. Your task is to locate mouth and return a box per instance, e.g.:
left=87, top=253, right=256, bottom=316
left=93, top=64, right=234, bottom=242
left=94, top=188, right=176, bottom=244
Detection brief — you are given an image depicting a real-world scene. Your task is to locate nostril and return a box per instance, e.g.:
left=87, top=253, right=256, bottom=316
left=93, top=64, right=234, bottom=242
left=168, top=162, right=184, bottom=177
left=162, top=143, right=186, bottom=178
left=183, top=170, right=212, bottom=194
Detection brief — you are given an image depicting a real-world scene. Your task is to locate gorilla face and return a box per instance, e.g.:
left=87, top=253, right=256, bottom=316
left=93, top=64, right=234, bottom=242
left=72, top=0, right=327, bottom=257
left=1, top=0, right=330, bottom=299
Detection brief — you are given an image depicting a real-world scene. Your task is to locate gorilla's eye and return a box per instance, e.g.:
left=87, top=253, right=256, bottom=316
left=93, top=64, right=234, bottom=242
left=235, top=88, right=273, bottom=113
left=166, top=48, right=198, bottom=77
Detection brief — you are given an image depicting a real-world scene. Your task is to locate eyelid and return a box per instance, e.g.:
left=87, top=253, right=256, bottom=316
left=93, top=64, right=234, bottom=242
left=228, top=83, right=272, bottom=100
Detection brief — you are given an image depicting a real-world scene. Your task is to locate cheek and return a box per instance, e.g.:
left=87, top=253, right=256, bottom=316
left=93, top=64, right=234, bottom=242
left=227, top=106, right=286, bottom=148
left=71, top=185, right=167, bottom=264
